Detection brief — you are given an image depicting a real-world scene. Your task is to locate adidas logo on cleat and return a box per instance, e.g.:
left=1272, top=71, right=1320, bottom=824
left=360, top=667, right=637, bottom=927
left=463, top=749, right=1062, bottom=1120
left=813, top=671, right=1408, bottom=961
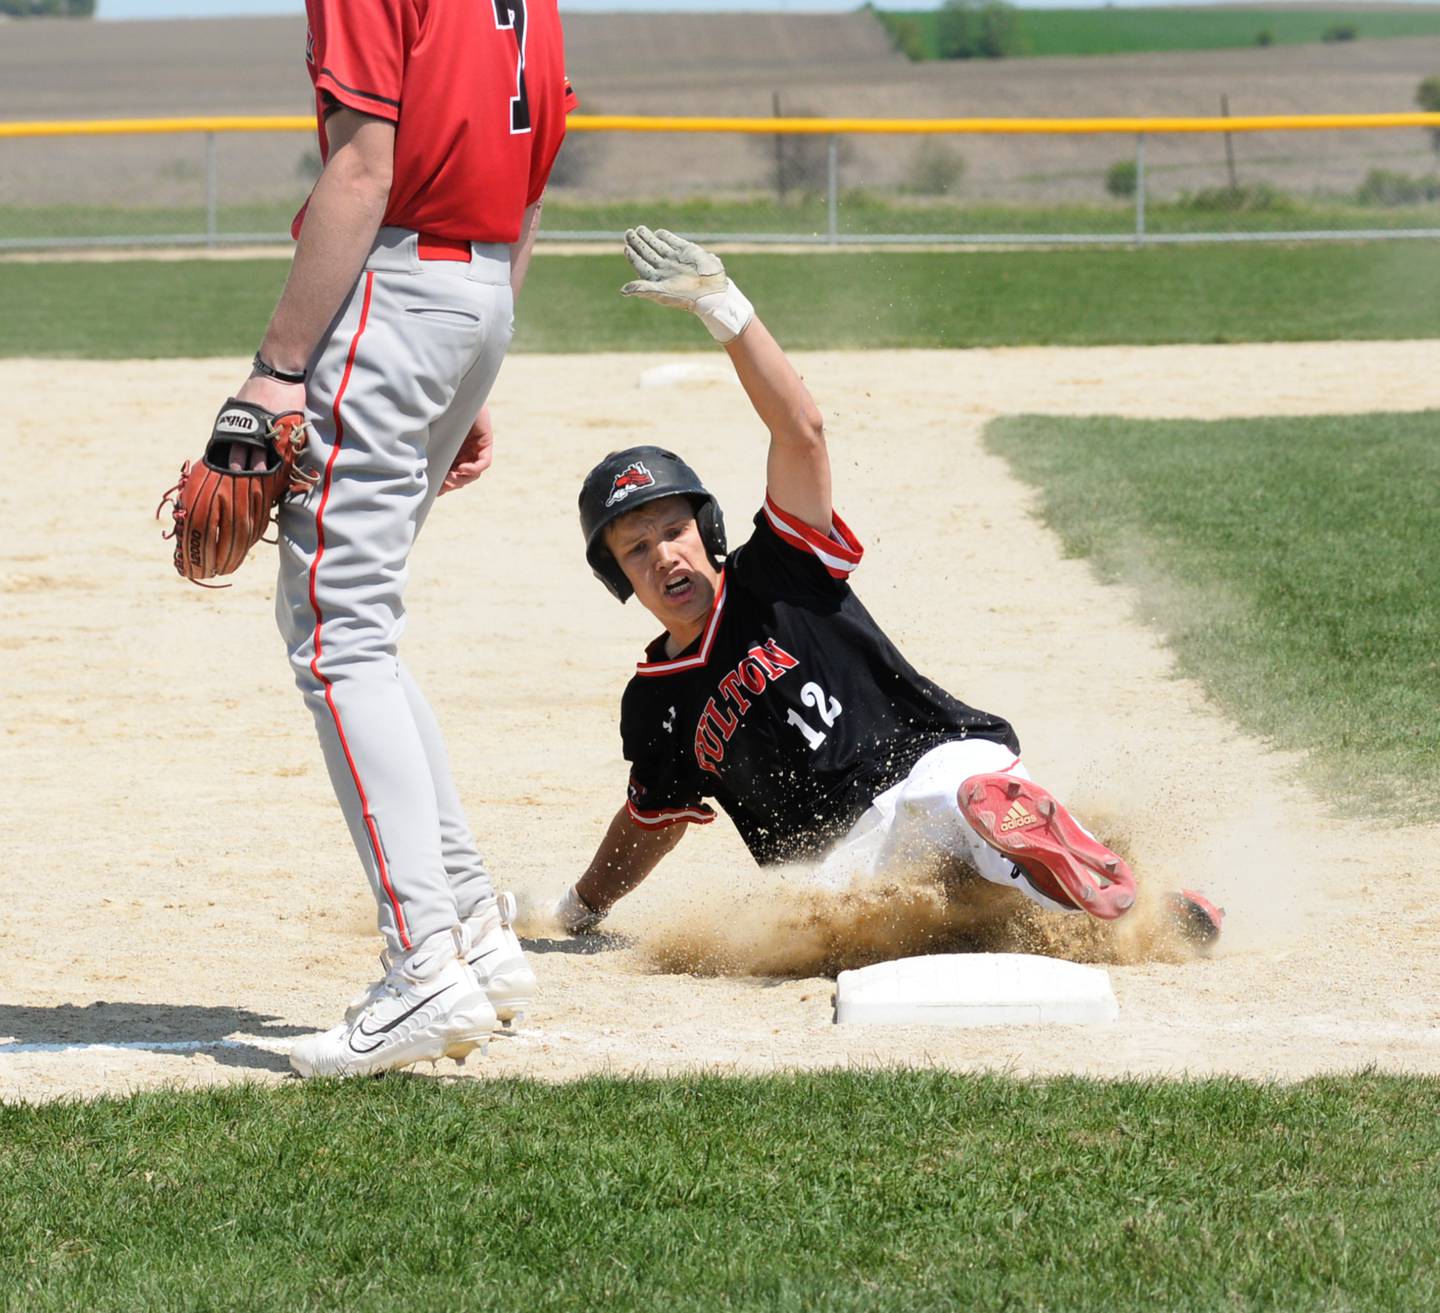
left=1000, top=801, right=1042, bottom=833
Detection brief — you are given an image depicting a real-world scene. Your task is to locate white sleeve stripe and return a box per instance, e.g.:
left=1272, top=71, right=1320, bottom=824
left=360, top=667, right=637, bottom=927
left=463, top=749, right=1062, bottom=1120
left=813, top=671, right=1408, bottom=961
left=764, top=510, right=861, bottom=579
left=767, top=520, right=857, bottom=580
left=764, top=495, right=861, bottom=560
left=827, top=508, right=863, bottom=558
left=763, top=496, right=863, bottom=577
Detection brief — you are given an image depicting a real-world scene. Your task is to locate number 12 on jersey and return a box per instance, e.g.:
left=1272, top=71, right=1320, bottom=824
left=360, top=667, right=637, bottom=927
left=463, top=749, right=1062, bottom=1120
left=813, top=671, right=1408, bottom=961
left=786, top=681, right=843, bottom=751
left=491, top=0, right=531, bottom=133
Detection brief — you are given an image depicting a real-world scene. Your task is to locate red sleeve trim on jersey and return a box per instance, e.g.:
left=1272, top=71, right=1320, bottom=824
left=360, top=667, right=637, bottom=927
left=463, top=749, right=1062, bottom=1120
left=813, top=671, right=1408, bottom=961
left=315, top=67, right=401, bottom=120
left=763, top=494, right=864, bottom=579
left=626, top=800, right=716, bottom=830
left=635, top=574, right=729, bottom=676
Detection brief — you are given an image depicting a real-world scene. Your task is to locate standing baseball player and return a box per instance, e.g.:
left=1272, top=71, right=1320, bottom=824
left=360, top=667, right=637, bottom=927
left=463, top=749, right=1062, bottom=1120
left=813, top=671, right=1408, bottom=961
left=219, top=0, right=575, bottom=1077
left=554, top=228, right=1223, bottom=949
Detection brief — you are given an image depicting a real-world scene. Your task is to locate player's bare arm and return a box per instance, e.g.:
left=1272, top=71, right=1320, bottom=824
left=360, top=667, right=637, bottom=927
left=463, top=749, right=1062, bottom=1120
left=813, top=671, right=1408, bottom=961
left=228, top=108, right=395, bottom=468
left=620, top=226, right=831, bottom=532
left=252, top=108, right=394, bottom=379
left=509, top=199, right=544, bottom=298
left=557, top=806, right=687, bottom=931
left=724, top=319, right=831, bottom=536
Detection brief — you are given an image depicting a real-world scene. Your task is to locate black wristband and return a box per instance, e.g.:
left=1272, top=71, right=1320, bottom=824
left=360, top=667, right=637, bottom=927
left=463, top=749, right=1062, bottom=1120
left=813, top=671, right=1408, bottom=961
left=251, top=352, right=307, bottom=385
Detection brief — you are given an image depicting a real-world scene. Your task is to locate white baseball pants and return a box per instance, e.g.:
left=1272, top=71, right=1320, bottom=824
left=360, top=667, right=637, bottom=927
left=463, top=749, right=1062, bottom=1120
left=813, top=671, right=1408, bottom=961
left=814, top=739, right=1078, bottom=915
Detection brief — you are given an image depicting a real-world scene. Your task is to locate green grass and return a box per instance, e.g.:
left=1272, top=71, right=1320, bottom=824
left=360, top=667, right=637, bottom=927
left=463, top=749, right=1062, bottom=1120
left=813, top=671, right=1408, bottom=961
left=0, top=201, right=306, bottom=242
left=543, top=194, right=1440, bottom=238
left=878, top=6, right=1440, bottom=61
left=3, top=1070, right=1438, bottom=1311
left=5, top=193, right=1440, bottom=245
left=986, top=411, right=1440, bottom=804
left=6, top=241, right=1440, bottom=358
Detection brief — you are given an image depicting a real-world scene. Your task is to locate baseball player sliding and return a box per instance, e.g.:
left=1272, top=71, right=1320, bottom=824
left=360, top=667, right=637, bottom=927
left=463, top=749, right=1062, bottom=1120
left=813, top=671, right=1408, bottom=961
left=555, top=228, right=1224, bottom=948
left=209, top=0, right=575, bottom=1078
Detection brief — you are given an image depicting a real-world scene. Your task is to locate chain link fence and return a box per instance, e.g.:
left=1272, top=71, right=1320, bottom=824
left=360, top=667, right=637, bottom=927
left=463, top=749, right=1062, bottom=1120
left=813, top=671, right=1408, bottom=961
left=3, top=114, right=1440, bottom=251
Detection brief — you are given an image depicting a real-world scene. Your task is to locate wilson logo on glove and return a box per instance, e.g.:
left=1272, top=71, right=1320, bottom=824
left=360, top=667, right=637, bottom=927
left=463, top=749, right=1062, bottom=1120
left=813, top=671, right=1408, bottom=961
left=214, top=407, right=260, bottom=435
left=156, top=398, right=319, bottom=587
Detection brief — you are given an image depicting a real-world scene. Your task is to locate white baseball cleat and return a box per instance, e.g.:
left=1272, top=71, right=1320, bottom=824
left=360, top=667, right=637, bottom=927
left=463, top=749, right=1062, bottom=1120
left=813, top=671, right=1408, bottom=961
left=290, top=928, right=498, bottom=1079
left=464, top=891, right=537, bottom=1025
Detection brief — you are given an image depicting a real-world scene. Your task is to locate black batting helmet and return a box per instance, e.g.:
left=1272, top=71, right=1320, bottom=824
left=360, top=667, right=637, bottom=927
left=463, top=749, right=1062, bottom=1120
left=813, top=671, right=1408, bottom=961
left=578, top=446, right=727, bottom=602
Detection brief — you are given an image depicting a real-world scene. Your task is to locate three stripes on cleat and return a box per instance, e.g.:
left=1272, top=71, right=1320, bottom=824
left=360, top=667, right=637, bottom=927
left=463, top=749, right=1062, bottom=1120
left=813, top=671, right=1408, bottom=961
left=960, top=773, right=1136, bottom=919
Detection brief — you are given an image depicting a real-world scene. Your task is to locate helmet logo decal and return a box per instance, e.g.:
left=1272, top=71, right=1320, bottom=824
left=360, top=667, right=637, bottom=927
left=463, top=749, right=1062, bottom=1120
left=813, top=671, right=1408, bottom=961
left=604, top=461, right=655, bottom=507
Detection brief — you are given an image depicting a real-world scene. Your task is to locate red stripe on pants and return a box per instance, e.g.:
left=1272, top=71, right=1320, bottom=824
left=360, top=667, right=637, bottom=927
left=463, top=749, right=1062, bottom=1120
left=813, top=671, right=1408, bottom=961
left=304, top=272, right=411, bottom=949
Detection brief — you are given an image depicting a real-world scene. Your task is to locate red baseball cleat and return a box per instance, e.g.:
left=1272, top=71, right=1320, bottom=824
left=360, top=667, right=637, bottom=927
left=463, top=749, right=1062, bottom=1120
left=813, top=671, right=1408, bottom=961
left=958, top=773, right=1137, bottom=921
left=1168, top=888, right=1225, bottom=947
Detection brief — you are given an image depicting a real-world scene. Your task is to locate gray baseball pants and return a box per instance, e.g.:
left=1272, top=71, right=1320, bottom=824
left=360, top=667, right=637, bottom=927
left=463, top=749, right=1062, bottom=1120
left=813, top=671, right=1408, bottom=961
left=275, top=227, right=511, bottom=955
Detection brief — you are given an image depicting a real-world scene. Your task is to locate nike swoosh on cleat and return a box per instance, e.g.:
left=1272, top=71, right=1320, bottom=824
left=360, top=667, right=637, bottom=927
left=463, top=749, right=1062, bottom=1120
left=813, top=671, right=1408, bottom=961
left=348, top=982, right=456, bottom=1053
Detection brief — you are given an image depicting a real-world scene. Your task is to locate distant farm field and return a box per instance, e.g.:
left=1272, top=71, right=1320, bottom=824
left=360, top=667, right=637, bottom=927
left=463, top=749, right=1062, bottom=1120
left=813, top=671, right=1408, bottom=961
left=5, top=15, right=1440, bottom=209
left=879, top=6, right=1440, bottom=60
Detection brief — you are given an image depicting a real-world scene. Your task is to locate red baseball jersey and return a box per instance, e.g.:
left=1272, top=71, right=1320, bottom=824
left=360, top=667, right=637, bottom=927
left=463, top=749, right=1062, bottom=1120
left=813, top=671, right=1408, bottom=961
left=296, top=0, right=577, bottom=243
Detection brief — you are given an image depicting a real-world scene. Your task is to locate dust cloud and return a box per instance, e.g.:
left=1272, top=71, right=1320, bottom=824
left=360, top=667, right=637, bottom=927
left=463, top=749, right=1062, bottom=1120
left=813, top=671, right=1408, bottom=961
left=633, top=834, right=1212, bottom=980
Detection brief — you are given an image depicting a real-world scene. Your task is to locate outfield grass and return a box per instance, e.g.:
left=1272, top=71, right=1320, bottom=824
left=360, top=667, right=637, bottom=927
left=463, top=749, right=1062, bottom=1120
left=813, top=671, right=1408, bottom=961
left=986, top=411, right=1440, bottom=804
left=878, top=6, right=1440, bottom=61
left=548, top=195, right=1440, bottom=239
left=3, top=1070, right=1438, bottom=1311
left=5, top=241, right=1440, bottom=358
left=4, top=194, right=1439, bottom=245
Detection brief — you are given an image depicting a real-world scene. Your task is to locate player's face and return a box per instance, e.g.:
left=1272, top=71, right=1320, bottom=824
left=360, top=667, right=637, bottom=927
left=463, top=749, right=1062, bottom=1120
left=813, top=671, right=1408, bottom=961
left=607, top=496, right=722, bottom=643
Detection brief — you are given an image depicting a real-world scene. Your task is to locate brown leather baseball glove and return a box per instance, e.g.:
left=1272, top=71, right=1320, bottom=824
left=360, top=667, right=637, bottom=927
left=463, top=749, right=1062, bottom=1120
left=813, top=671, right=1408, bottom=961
left=158, top=398, right=316, bottom=585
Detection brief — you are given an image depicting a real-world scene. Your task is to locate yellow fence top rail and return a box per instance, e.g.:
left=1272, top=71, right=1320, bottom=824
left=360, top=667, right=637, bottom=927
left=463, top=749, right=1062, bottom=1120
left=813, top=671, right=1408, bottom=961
left=0, top=116, right=313, bottom=137
left=4, top=112, right=1440, bottom=139
left=571, top=112, right=1440, bottom=135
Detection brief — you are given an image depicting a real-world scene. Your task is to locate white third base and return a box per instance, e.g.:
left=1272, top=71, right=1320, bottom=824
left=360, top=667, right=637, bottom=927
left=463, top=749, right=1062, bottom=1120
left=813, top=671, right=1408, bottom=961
left=637, top=362, right=738, bottom=389
left=834, top=953, right=1119, bottom=1027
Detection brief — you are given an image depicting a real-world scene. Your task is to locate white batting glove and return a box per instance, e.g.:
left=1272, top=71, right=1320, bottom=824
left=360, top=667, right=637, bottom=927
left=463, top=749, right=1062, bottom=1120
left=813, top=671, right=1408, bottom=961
left=554, top=885, right=608, bottom=934
left=620, top=226, right=755, bottom=344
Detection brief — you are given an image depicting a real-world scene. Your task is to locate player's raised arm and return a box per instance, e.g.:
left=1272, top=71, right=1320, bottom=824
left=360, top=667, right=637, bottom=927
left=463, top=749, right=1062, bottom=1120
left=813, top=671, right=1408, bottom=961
left=620, top=227, right=832, bottom=534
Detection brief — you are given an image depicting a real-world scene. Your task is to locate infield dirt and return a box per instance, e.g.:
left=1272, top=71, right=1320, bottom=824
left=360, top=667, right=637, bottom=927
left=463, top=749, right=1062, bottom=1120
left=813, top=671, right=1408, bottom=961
left=3, top=337, right=1437, bottom=1100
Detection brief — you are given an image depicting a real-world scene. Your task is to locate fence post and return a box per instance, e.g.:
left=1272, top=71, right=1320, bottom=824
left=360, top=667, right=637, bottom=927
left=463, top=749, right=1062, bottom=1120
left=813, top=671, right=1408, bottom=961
left=1134, top=132, right=1146, bottom=246
left=205, top=131, right=218, bottom=248
left=826, top=134, right=839, bottom=245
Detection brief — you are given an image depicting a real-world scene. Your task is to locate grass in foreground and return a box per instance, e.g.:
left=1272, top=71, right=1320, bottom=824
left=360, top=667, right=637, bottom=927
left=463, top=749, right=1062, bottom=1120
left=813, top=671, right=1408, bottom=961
left=986, top=411, right=1440, bottom=805
left=5, top=240, right=1440, bottom=358
left=878, top=6, right=1440, bottom=60
left=3, top=1070, right=1438, bottom=1311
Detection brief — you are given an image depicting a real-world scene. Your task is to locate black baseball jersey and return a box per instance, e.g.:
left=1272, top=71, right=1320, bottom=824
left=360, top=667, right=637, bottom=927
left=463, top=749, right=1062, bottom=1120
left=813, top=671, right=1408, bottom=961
left=619, top=496, right=1019, bottom=865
